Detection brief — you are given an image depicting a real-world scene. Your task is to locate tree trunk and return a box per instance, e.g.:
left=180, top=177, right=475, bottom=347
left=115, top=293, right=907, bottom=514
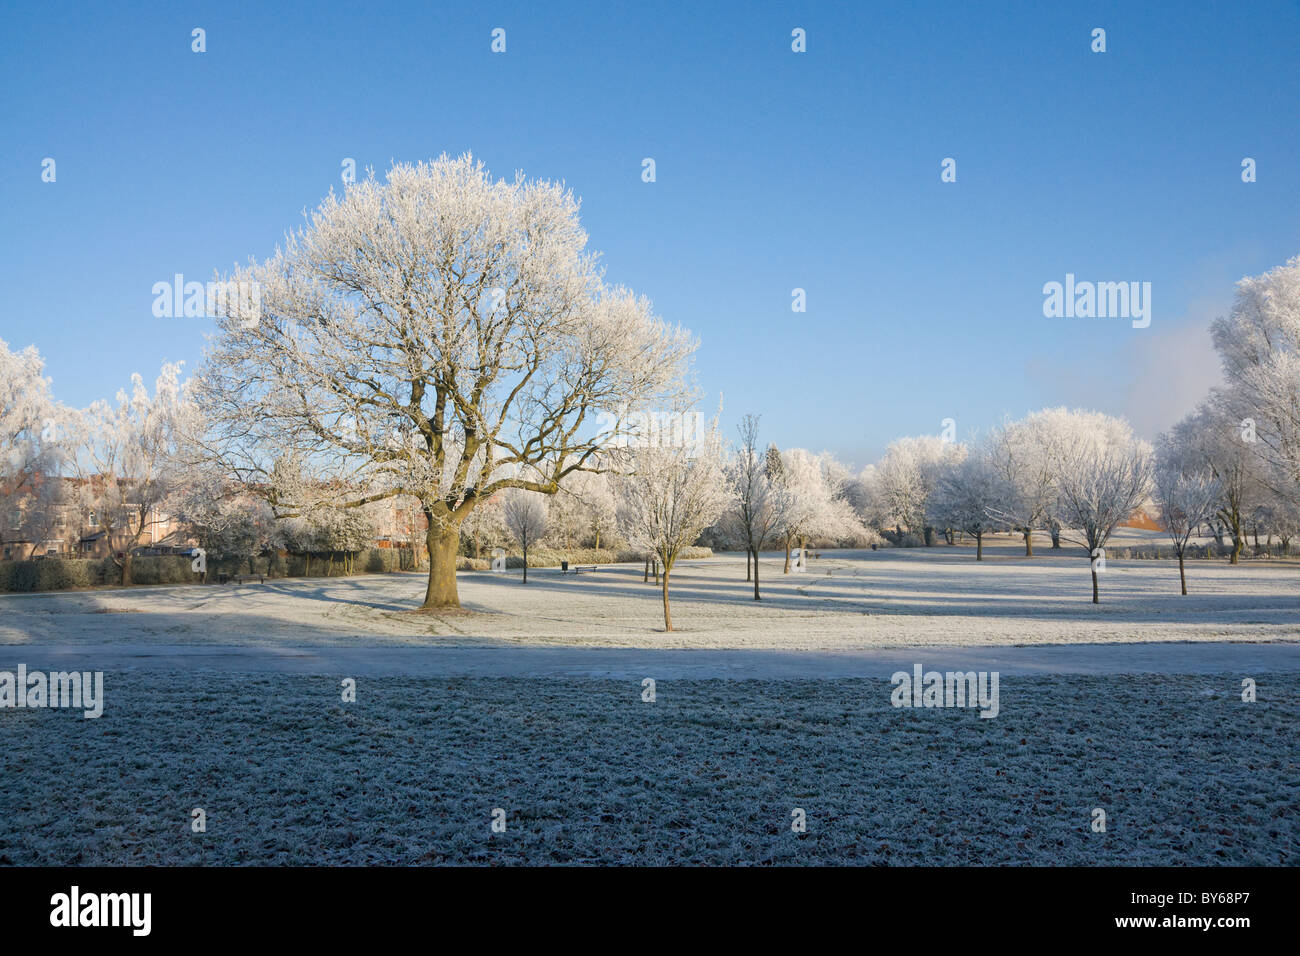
left=594, top=529, right=600, bottom=550
left=783, top=535, right=791, bottom=573
left=746, top=547, right=752, bottom=582
left=522, top=540, right=528, bottom=583
left=121, top=553, right=133, bottom=586
left=661, top=563, right=673, bottom=631
left=1023, top=528, right=1033, bottom=557
left=422, top=523, right=462, bottom=608
left=752, top=548, right=761, bottom=600
left=1178, top=549, right=1187, bottom=595
left=1091, top=567, right=1099, bottom=604
left=1050, top=524, right=1061, bottom=549
left=976, top=532, right=983, bottom=561
left=644, top=555, right=650, bottom=583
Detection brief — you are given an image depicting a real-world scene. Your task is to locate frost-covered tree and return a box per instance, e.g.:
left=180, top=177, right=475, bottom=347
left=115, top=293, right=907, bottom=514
left=873, top=435, right=963, bottom=545
left=930, top=444, right=999, bottom=560
left=1167, top=400, right=1265, bottom=564
left=615, top=419, right=733, bottom=630
left=561, top=469, right=618, bottom=550
left=171, top=469, right=278, bottom=577
left=314, top=503, right=377, bottom=574
left=1263, top=493, right=1300, bottom=554
left=70, top=362, right=195, bottom=584
left=773, top=448, right=867, bottom=571
left=460, top=491, right=506, bottom=559
left=544, top=483, right=586, bottom=551
left=503, top=488, right=548, bottom=583
left=0, top=339, right=71, bottom=558
left=1152, top=462, right=1220, bottom=595
left=728, top=413, right=790, bottom=599
left=1210, top=256, right=1300, bottom=505
left=274, top=499, right=376, bottom=576
left=986, top=411, right=1063, bottom=555
left=1047, top=412, right=1153, bottom=603
left=195, top=154, right=695, bottom=610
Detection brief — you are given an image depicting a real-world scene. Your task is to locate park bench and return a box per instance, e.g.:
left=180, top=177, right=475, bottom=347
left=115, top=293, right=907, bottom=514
left=559, top=561, right=599, bottom=575
left=218, top=572, right=266, bottom=585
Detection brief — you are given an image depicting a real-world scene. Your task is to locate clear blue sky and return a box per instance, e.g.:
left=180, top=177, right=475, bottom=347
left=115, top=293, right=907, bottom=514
left=3, top=0, right=1298, bottom=467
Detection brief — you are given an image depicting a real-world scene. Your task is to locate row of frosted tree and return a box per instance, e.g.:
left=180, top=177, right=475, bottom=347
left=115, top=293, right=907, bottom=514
left=3, top=155, right=1299, bottom=625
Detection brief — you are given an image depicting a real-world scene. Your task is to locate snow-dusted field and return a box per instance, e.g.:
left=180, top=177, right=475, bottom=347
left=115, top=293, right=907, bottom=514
left=3, top=546, right=1299, bottom=649
left=1, top=671, right=1293, bottom=865
left=4, top=545, right=1295, bottom=866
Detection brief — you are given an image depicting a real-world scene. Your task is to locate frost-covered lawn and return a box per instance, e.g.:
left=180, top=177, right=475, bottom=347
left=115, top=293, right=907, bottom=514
left=0, top=672, right=1293, bottom=865
left=3, top=545, right=1299, bottom=648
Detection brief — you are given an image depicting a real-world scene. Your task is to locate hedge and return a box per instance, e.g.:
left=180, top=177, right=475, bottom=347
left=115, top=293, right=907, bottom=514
left=484, top=546, right=714, bottom=570
left=0, top=548, right=420, bottom=593
left=0, top=545, right=715, bottom=593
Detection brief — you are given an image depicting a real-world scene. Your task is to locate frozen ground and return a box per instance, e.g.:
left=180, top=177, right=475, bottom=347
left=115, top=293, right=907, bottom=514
left=3, top=545, right=1295, bottom=866
left=2, top=546, right=1299, bottom=649
left=1, top=672, right=1293, bottom=865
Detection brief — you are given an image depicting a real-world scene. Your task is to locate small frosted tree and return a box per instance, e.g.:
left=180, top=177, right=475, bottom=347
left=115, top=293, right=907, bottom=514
left=1048, top=413, right=1154, bottom=603
left=460, top=491, right=507, bottom=559
left=503, top=488, right=548, bottom=583
left=776, top=448, right=866, bottom=570
left=0, top=339, right=71, bottom=557
left=70, top=362, right=195, bottom=584
left=1167, top=400, right=1266, bottom=565
left=728, top=413, right=790, bottom=599
left=930, top=445, right=999, bottom=560
left=1152, top=466, right=1220, bottom=595
left=986, top=412, right=1061, bottom=555
left=874, top=435, right=962, bottom=545
left=615, top=419, right=733, bottom=630
left=566, top=469, right=619, bottom=550
left=171, top=468, right=278, bottom=578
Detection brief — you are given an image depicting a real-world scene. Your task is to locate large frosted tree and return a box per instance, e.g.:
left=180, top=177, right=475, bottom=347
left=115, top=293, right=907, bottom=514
left=1210, top=255, right=1300, bottom=507
left=196, top=155, right=695, bottom=609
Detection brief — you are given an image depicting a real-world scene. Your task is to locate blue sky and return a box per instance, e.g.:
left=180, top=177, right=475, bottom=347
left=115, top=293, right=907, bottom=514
left=3, top=0, right=1298, bottom=467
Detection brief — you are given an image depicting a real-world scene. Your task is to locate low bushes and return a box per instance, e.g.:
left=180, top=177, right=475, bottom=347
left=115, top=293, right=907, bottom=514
left=0, top=545, right=715, bottom=592
left=489, top=546, right=713, bottom=570
left=0, top=558, right=107, bottom=592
